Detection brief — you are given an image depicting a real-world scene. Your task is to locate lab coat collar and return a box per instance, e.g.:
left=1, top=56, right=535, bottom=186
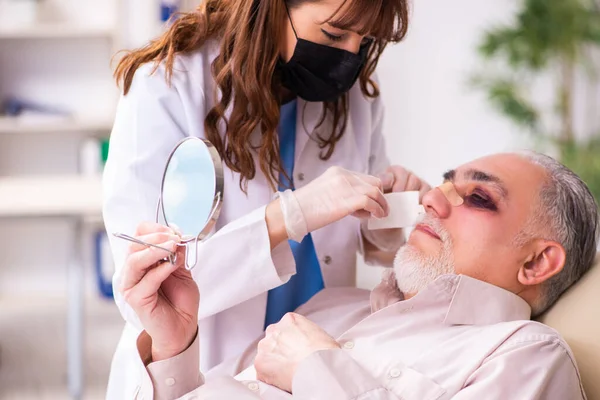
left=294, top=99, right=324, bottom=168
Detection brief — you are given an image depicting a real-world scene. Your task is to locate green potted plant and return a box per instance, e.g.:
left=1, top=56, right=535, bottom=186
left=472, top=0, right=600, bottom=201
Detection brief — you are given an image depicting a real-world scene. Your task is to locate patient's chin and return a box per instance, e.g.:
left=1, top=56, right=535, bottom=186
left=393, top=244, right=455, bottom=295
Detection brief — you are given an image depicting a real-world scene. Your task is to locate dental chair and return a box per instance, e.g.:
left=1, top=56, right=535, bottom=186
left=538, top=253, right=600, bottom=400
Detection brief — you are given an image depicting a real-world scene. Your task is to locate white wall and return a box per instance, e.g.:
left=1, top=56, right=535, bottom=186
left=380, top=0, right=526, bottom=180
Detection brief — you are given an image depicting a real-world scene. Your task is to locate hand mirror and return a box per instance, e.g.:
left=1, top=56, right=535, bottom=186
left=114, top=137, right=224, bottom=270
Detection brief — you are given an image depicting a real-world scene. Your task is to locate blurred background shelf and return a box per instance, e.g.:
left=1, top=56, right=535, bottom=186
left=0, top=175, right=103, bottom=217
left=0, top=1, right=144, bottom=399
left=0, top=25, right=116, bottom=40
left=0, top=116, right=113, bottom=135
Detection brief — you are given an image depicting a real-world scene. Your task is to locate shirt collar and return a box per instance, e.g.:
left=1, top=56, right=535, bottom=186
left=441, top=275, right=532, bottom=325
left=370, top=273, right=532, bottom=325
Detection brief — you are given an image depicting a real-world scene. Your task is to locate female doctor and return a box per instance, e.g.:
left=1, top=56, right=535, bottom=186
left=103, top=0, right=429, bottom=396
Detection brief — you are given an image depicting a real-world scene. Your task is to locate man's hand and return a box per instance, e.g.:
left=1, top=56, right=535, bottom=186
left=254, top=313, right=340, bottom=393
left=120, top=222, right=200, bottom=362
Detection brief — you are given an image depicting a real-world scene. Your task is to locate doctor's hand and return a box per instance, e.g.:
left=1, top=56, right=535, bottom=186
left=267, top=166, right=389, bottom=245
left=255, top=313, right=340, bottom=393
left=379, top=165, right=431, bottom=199
left=361, top=165, right=432, bottom=255
left=119, top=222, right=199, bottom=362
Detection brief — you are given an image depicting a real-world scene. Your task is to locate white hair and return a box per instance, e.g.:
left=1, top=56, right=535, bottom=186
left=518, top=151, right=599, bottom=316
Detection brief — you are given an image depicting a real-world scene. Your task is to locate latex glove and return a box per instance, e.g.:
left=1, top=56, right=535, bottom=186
left=380, top=165, right=431, bottom=197
left=279, top=166, right=389, bottom=242
left=255, top=313, right=340, bottom=393
left=361, top=165, right=432, bottom=253
left=119, top=222, right=199, bottom=362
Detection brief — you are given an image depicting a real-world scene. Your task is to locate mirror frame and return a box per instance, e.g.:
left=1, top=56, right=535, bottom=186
left=159, top=137, right=224, bottom=243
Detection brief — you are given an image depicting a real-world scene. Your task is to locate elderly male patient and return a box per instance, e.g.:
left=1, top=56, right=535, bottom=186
left=122, top=152, right=599, bottom=399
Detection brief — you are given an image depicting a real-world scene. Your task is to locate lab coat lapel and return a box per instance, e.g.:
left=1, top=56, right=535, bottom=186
left=294, top=99, right=323, bottom=167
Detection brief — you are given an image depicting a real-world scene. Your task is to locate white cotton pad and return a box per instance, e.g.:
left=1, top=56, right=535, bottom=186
left=368, top=191, right=425, bottom=230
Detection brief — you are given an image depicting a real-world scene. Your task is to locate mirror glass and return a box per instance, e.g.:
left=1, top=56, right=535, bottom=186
left=161, top=138, right=223, bottom=242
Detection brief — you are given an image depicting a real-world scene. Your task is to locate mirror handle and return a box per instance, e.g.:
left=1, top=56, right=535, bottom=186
left=184, top=236, right=200, bottom=271
left=183, top=192, right=221, bottom=271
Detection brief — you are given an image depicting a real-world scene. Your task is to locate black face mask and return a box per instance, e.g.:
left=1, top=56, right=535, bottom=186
left=278, top=10, right=371, bottom=103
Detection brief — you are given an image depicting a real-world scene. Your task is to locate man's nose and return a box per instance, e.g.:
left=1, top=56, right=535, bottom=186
left=421, top=187, right=452, bottom=219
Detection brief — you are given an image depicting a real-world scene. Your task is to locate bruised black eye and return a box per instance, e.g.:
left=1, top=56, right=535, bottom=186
left=465, top=190, right=498, bottom=211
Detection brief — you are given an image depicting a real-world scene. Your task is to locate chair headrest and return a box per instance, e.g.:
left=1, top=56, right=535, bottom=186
left=538, top=253, right=600, bottom=399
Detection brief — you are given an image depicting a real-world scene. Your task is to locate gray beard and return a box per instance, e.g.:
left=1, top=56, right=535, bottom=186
left=393, top=220, right=456, bottom=295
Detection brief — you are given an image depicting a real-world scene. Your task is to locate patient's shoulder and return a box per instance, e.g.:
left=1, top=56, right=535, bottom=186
left=504, top=320, right=568, bottom=343
left=492, top=320, right=575, bottom=358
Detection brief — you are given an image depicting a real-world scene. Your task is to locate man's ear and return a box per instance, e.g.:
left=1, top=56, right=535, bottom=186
left=518, top=240, right=566, bottom=286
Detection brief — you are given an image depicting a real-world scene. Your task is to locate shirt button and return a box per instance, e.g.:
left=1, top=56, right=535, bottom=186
left=343, top=341, right=355, bottom=350
left=323, top=256, right=332, bottom=265
left=389, top=368, right=401, bottom=378
left=247, top=382, right=260, bottom=392
left=165, top=377, right=176, bottom=386
left=369, top=155, right=376, bottom=163
left=297, top=172, right=305, bottom=181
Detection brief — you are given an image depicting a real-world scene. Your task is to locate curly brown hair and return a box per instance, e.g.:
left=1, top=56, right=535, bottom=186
left=114, top=0, right=409, bottom=191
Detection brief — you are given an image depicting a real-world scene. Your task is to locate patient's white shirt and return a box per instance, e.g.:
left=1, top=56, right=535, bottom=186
left=136, top=274, right=586, bottom=399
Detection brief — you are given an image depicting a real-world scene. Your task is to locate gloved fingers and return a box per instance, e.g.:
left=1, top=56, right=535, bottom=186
left=350, top=171, right=384, bottom=192
left=394, top=173, right=427, bottom=194
left=348, top=185, right=388, bottom=218
left=353, top=182, right=389, bottom=216
left=352, top=196, right=386, bottom=219
left=352, top=210, right=372, bottom=219
left=378, top=172, right=395, bottom=192
left=382, top=166, right=410, bottom=193
left=331, top=173, right=386, bottom=215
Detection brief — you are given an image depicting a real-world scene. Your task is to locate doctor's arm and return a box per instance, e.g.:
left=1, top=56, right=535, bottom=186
left=104, top=62, right=392, bottom=324
left=104, top=61, right=311, bottom=325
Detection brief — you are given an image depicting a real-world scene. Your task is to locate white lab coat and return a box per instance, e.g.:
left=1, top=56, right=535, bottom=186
left=102, top=40, right=390, bottom=398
